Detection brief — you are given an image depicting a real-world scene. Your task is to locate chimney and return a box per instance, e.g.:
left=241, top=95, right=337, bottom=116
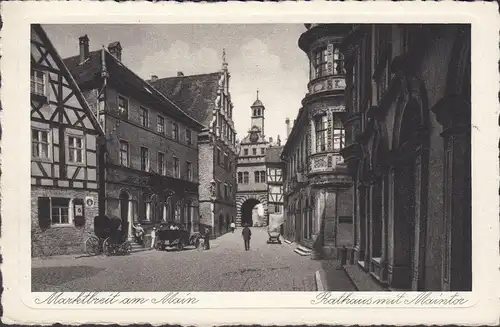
left=277, top=135, right=281, bottom=146
left=269, top=137, right=273, bottom=144
left=151, top=75, right=158, bottom=82
left=108, top=41, right=122, bottom=61
left=285, top=118, right=291, bottom=137
left=177, top=71, right=184, bottom=77
left=79, top=35, right=89, bottom=64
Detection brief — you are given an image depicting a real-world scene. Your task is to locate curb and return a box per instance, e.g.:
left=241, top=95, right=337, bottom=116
left=314, top=270, right=325, bottom=291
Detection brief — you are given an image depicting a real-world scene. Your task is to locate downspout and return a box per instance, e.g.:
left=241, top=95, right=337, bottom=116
left=98, top=46, right=109, bottom=217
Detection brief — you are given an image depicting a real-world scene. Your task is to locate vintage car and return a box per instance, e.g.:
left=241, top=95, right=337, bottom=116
left=156, top=222, right=202, bottom=251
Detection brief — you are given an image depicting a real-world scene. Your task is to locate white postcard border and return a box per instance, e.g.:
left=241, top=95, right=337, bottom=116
left=1, top=1, right=499, bottom=325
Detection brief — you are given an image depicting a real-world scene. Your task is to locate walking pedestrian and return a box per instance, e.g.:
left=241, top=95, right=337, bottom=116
left=204, top=226, right=211, bottom=250
left=242, top=224, right=252, bottom=251
left=230, top=222, right=236, bottom=233
left=150, top=227, right=157, bottom=250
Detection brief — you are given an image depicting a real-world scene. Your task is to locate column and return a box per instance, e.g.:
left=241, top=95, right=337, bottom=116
left=127, top=200, right=133, bottom=240
left=357, top=184, right=367, bottom=266
left=380, top=172, right=389, bottom=283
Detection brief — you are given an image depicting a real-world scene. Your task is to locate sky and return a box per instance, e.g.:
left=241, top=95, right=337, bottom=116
left=44, top=24, right=310, bottom=143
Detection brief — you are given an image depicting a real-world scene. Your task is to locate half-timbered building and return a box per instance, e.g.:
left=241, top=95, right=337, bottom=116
left=31, top=24, right=104, bottom=256
left=63, top=35, right=204, bottom=246
left=340, top=24, right=471, bottom=291
left=266, top=146, right=284, bottom=231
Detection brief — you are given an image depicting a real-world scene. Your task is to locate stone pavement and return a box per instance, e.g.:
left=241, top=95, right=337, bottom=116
left=32, top=227, right=320, bottom=292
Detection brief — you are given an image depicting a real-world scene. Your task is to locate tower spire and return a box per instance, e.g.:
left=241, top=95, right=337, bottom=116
left=222, top=48, right=228, bottom=70
left=256, top=89, right=259, bottom=100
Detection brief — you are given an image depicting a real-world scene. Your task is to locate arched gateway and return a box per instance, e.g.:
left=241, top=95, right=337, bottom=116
left=236, top=193, right=268, bottom=227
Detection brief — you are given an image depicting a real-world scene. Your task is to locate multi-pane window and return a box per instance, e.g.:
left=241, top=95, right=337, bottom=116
left=238, top=172, right=243, bottom=184
left=172, top=122, right=179, bottom=141
left=243, top=172, right=249, bottom=184
left=68, top=136, right=84, bottom=163
left=314, top=47, right=328, bottom=78
left=244, top=149, right=248, bottom=156
left=260, top=148, right=265, bottom=155
left=186, top=129, right=192, bottom=145
left=119, top=140, right=129, bottom=167
left=186, top=161, right=192, bottom=181
left=254, top=171, right=260, bottom=183
left=333, top=128, right=345, bottom=151
left=118, top=95, right=128, bottom=118
left=252, top=148, right=257, bottom=156
left=31, top=69, right=46, bottom=96
left=157, top=116, right=165, bottom=134
left=315, top=115, right=328, bottom=152
left=260, top=171, right=266, bottom=182
left=51, top=197, right=70, bottom=225
left=158, top=152, right=165, bottom=175
left=173, top=157, right=180, bottom=178
left=229, top=184, right=232, bottom=197
left=333, top=47, right=345, bottom=75
left=32, top=129, right=50, bottom=159
left=140, top=107, right=149, bottom=127
left=140, top=147, right=149, bottom=171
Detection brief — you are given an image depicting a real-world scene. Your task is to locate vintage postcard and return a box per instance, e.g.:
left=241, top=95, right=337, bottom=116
left=1, top=1, right=499, bottom=325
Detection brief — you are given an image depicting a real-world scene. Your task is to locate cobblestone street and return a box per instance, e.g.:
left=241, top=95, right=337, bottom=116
left=32, top=228, right=320, bottom=292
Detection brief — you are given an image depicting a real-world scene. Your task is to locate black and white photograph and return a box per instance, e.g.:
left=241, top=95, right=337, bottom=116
left=29, top=21, right=472, bottom=293
left=2, top=1, right=499, bottom=325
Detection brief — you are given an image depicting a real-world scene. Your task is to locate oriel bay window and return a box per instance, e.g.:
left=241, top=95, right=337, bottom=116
left=315, top=115, right=328, bottom=152
left=68, top=135, right=84, bottom=163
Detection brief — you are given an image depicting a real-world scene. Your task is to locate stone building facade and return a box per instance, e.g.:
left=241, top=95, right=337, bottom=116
left=340, top=24, right=471, bottom=291
left=282, top=24, right=354, bottom=258
left=150, top=53, right=238, bottom=238
left=31, top=25, right=104, bottom=256
left=64, top=36, right=203, bottom=243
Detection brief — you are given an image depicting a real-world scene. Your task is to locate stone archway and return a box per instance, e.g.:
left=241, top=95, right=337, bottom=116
left=236, top=193, right=268, bottom=227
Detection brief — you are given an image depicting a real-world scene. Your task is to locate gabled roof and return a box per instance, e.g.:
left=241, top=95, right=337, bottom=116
left=63, top=48, right=204, bottom=131
left=149, top=72, right=221, bottom=127
left=266, top=146, right=284, bottom=164
left=34, top=24, right=104, bottom=137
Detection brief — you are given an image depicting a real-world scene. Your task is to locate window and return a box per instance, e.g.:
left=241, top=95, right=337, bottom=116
left=140, top=147, right=149, bottom=171
left=224, top=183, right=228, bottom=198
left=244, top=149, right=248, bottom=156
left=186, top=161, right=192, bottom=181
left=118, top=95, right=128, bottom=118
left=333, top=47, right=345, bottom=75
left=31, top=69, right=46, bottom=96
left=157, top=116, right=165, bottom=134
left=158, top=152, right=165, bottom=175
left=243, top=172, right=249, bottom=184
left=186, top=129, right=192, bottom=145
left=238, top=172, right=243, bottom=184
left=314, top=47, right=328, bottom=78
left=333, top=127, right=345, bottom=151
left=32, top=129, right=50, bottom=159
left=173, top=157, right=180, bottom=178
left=252, top=148, right=257, bottom=156
left=229, top=184, right=233, bottom=197
left=224, top=153, right=228, bottom=169
left=274, top=205, right=281, bottom=214
left=260, top=148, right=265, bottom=155
left=119, top=140, right=129, bottom=167
left=172, top=122, right=179, bottom=141
left=140, top=107, right=149, bottom=127
left=260, top=171, right=266, bottom=182
left=315, top=115, right=328, bottom=152
left=68, top=136, right=84, bottom=163
left=175, top=204, right=181, bottom=222
left=254, top=171, right=260, bottom=183
left=51, top=197, right=70, bottom=225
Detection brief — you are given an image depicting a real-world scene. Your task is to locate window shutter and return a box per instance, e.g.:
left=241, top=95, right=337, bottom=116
left=73, top=198, right=86, bottom=227
left=38, top=197, right=51, bottom=229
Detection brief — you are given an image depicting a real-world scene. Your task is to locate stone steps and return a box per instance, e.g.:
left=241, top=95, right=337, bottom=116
left=129, top=241, right=150, bottom=253
left=294, top=245, right=312, bottom=256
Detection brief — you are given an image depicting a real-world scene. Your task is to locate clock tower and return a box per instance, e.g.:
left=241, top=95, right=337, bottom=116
left=250, top=90, right=265, bottom=136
